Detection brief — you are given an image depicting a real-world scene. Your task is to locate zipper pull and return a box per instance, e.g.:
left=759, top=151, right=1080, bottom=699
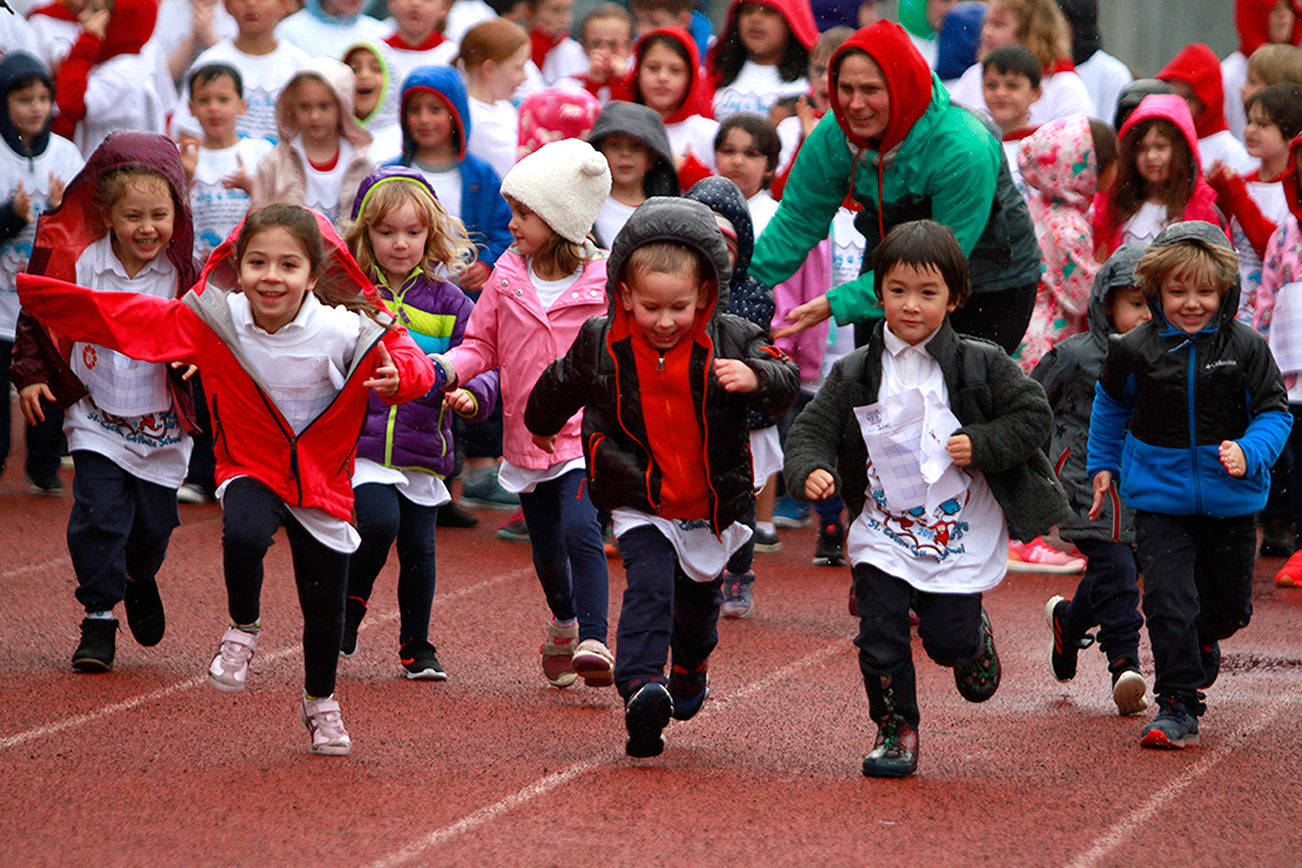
left=657, top=351, right=665, bottom=371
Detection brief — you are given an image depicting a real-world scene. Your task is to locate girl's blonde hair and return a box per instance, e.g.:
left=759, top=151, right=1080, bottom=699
left=502, top=194, right=587, bottom=277
left=236, top=204, right=392, bottom=327
left=1247, top=43, right=1302, bottom=87
left=457, top=18, right=529, bottom=73
left=346, top=178, right=477, bottom=283
left=993, top=0, right=1070, bottom=69
left=1136, top=241, right=1238, bottom=300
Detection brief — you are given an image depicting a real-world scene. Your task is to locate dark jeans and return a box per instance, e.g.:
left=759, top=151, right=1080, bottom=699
left=1134, top=511, right=1256, bottom=702
left=347, top=482, right=439, bottom=644
left=614, top=524, right=724, bottom=699
left=0, top=339, right=66, bottom=480
left=1063, top=538, right=1143, bottom=666
left=724, top=499, right=756, bottom=576
left=1267, top=403, right=1302, bottom=546
left=852, top=562, right=984, bottom=727
left=517, top=468, right=608, bottom=642
left=68, top=450, right=180, bottom=613
left=184, top=375, right=216, bottom=494
left=221, top=477, right=348, bottom=698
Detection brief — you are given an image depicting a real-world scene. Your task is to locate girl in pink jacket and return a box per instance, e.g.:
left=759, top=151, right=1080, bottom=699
left=444, top=139, right=616, bottom=691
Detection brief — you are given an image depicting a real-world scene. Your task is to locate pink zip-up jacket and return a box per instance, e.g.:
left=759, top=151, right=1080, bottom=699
left=446, top=247, right=609, bottom=469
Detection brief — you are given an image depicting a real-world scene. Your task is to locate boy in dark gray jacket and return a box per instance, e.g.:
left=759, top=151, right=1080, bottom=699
left=1031, top=243, right=1152, bottom=716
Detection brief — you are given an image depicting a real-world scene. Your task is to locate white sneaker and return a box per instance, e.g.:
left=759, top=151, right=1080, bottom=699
left=300, top=695, right=351, bottom=755
left=207, top=627, right=258, bottom=693
left=1112, top=668, right=1149, bottom=716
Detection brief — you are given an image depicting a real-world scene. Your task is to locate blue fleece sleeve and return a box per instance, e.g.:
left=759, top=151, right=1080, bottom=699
left=1086, top=378, right=1133, bottom=480
left=1237, top=409, right=1292, bottom=478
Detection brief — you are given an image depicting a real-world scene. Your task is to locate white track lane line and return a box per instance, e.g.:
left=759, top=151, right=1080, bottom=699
left=1067, top=681, right=1296, bottom=868
left=0, top=568, right=530, bottom=751
left=366, top=638, right=851, bottom=868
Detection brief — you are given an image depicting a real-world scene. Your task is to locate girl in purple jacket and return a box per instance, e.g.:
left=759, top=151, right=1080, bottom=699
left=342, top=167, right=499, bottom=679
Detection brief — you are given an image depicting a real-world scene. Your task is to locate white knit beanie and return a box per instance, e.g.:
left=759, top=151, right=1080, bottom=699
left=500, top=138, right=612, bottom=244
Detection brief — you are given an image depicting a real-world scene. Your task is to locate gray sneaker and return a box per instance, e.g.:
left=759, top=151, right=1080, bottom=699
left=461, top=469, right=519, bottom=509
left=720, top=572, right=754, bottom=619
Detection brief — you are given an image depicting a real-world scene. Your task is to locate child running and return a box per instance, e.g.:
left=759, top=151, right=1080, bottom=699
left=526, top=196, right=799, bottom=756
left=13, top=132, right=198, bottom=674
left=1087, top=221, right=1291, bottom=749
left=784, top=220, right=1069, bottom=778
left=443, top=138, right=616, bottom=690
left=341, top=167, right=499, bottom=679
left=1032, top=243, right=1151, bottom=715
left=18, top=203, right=447, bottom=755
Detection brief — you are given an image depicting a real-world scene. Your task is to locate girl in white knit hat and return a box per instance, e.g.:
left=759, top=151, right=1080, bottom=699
left=443, top=138, right=617, bottom=690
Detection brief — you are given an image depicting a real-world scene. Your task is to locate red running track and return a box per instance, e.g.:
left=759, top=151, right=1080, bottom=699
left=2, top=467, right=1300, bottom=866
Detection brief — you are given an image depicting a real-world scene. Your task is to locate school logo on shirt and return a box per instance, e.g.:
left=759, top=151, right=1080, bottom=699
left=82, top=346, right=98, bottom=369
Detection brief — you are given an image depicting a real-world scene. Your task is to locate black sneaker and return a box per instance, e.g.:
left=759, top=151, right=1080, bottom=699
left=399, top=639, right=447, bottom=680
left=954, top=610, right=1001, bottom=703
left=1140, top=695, right=1201, bottom=749
left=668, top=661, right=709, bottom=721
left=861, top=714, right=918, bottom=778
left=1044, top=595, right=1093, bottom=682
left=436, top=502, right=479, bottom=528
left=72, top=618, right=117, bottom=673
left=1199, top=640, right=1221, bottom=689
left=123, top=579, right=165, bottom=647
left=29, top=474, right=62, bottom=495
left=1259, top=516, right=1293, bottom=558
left=624, top=681, right=673, bottom=758
left=752, top=526, right=781, bottom=553
left=340, top=596, right=366, bottom=657
left=813, top=521, right=845, bottom=566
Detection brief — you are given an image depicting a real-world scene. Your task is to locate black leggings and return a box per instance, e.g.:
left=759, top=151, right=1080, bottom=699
left=221, top=477, right=349, bottom=698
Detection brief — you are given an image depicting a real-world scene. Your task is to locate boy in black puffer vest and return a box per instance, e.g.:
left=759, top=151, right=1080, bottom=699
left=525, top=196, right=799, bottom=758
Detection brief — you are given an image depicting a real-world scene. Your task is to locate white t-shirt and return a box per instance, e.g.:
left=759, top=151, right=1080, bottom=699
left=949, top=64, right=1096, bottom=125
left=712, top=60, right=808, bottom=122
left=65, top=237, right=192, bottom=488
left=1076, top=49, right=1132, bottom=126
left=747, top=190, right=780, bottom=236
left=75, top=52, right=168, bottom=157
left=172, top=40, right=312, bottom=143
left=539, top=37, right=588, bottom=86
left=498, top=455, right=586, bottom=494
left=595, top=197, right=637, bottom=248
left=775, top=114, right=803, bottom=179
left=529, top=264, right=581, bottom=309
left=368, top=123, right=404, bottom=165
left=190, top=137, right=275, bottom=265
left=352, top=456, right=450, bottom=507
left=845, top=328, right=1008, bottom=593
left=611, top=508, right=752, bottom=583
left=385, top=40, right=459, bottom=98
left=275, top=10, right=389, bottom=61
left=1200, top=129, right=1257, bottom=175
left=665, top=114, right=720, bottom=171
left=27, top=13, right=80, bottom=70
left=293, top=137, right=355, bottom=224
left=467, top=96, right=519, bottom=182
left=0, top=133, right=84, bottom=340
left=1221, top=51, right=1249, bottom=141
left=1121, top=201, right=1170, bottom=245
left=220, top=290, right=362, bottom=552
left=442, top=0, right=496, bottom=44
left=411, top=162, right=462, bottom=220
left=1004, top=138, right=1030, bottom=202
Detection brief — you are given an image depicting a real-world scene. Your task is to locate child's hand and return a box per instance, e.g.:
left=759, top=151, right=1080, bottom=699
left=804, top=468, right=835, bottom=501
left=47, top=173, right=66, bottom=210
left=713, top=358, right=758, bottom=392
left=796, top=94, right=819, bottom=137
left=170, top=361, right=198, bottom=380
left=1088, top=470, right=1112, bottom=521
left=444, top=388, right=475, bottom=415
left=1205, top=159, right=1232, bottom=188
left=79, top=5, right=110, bottom=38
left=364, top=342, right=401, bottom=399
left=18, top=383, right=55, bottom=425
left=531, top=432, right=557, bottom=453
left=946, top=433, right=972, bottom=466
left=1287, top=373, right=1298, bottom=391
left=459, top=261, right=490, bottom=292
left=178, top=134, right=200, bottom=182
left=12, top=181, right=30, bottom=224
left=1219, top=440, right=1246, bottom=477
left=222, top=155, right=254, bottom=195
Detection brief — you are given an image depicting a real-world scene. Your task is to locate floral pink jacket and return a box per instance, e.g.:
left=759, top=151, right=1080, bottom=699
left=1253, top=214, right=1302, bottom=335
left=1014, top=113, right=1099, bottom=372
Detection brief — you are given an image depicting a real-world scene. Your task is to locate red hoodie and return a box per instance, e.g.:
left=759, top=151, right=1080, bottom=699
left=1091, top=94, right=1226, bottom=257
left=52, top=0, right=157, bottom=134
left=708, top=0, right=818, bottom=86
left=1157, top=43, right=1230, bottom=139
left=1235, top=0, right=1302, bottom=55
left=628, top=27, right=716, bottom=190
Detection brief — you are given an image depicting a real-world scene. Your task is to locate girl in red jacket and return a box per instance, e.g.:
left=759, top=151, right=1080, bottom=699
left=18, top=204, right=447, bottom=757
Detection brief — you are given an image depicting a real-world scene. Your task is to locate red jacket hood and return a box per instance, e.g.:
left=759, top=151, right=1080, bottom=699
left=630, top=27, right=713, bottom=124
left=711, top=0, right=818, bottom=67
left=1286, top=132, right=1302, bottom=218
left=829, top=21, right=932, bottom=153
left=100, top=0, right=158, bottom=62
left=1236, top=0, right=1302, bottom=55
left=1157, top=43, right=1227, bottom=138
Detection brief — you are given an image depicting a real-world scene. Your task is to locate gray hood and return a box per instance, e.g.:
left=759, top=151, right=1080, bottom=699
left=1146, top=221, right=1239, bottom=336
left=588, top=101, right=681, bottom=197
left=606, top=197, right=732, bottom=317
left=1086, top=242, right=1148, bottom=349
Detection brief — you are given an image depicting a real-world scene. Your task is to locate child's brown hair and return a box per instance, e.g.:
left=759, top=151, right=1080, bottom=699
left=457, top=18, right=530, bottom=72
left=1135, top=238, right=1238, bottom=300
left=1088, top=118, right=1119, bottom=179
left=1247, top=43, right=1302, bottom=87
left=1110, top=117, right=1196, bottom=228
left=503, top=194, right=589, bottom=277
left=236, top=204, right=392, bottom=326
left=346, top=178, right=477, bottom=282
left=623, top=240, right=709, bottom=289
left=92, top=166, right=175, bottom=217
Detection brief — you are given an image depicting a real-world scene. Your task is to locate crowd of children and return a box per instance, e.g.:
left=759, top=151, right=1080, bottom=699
left=3, top=0, right=1302, bottom=777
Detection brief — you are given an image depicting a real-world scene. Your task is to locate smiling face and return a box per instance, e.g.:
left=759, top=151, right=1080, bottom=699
left=1244, top=102, right=1287, bottom=162
left=1108, top=285, right=1152, bottom=334
left=620, top=266, right=707, bottom=350
left=835, top=52, right=890, bottom=145
left=103, top=177, right=175, bottom=278
left=638, top=41, right=691, bottom=118
left=368, top=199, right=430, bottom=285
left=6, top=78, right=53, bottom=143
left=737, top=2, right=789, bottom=65
left=405, top=90, right=456, bottom=160
left=982, top=68, right=1039, bottom=133
left=237, top=225, right=317, bottom=333
left=880, top=262, right=956, bottom=345
left=345, top=49, right=384, bottom=119
left=293, top=76, right=341, bottom=148
left=1159, top=271, right=1222, bottom=334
